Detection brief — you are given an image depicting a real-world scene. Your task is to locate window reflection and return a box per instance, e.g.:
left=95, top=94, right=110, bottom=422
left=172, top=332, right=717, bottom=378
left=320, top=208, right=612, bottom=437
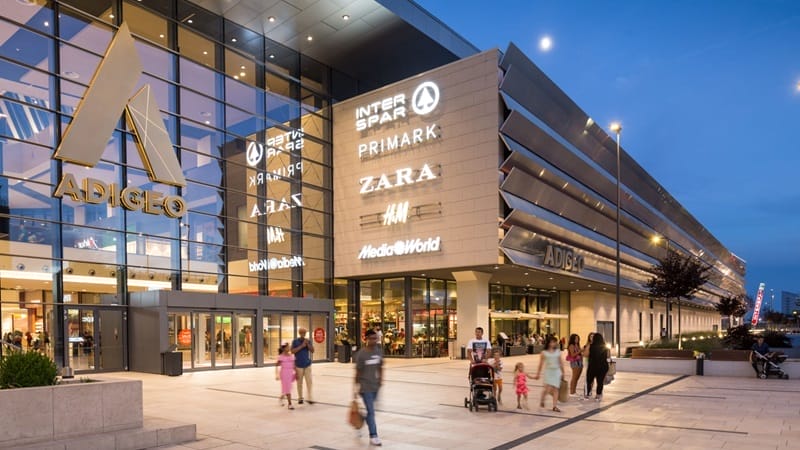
left=178, top=27, right=216, bottom=70
left=58, top=6, right=113, bottom=55
left=123, top=2, right=168, bottom=47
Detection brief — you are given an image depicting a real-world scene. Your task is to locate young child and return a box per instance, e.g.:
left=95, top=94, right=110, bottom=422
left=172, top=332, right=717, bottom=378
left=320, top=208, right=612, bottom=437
left=488, top=349, right=504, bottom=405
left=513, top=362, right=535, bottom=409
left=276, top=342, right=296, bottom=410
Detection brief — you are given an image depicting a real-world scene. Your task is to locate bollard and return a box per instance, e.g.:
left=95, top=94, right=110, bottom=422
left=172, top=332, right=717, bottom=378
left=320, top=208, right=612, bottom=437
left=695, top=357, right=704, bottom=376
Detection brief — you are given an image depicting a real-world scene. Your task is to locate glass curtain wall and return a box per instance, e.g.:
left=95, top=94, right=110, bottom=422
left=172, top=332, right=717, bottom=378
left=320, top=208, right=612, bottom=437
left=489, top=286, right=566, bottom=345
left=0, top=0, right=337, bottom=366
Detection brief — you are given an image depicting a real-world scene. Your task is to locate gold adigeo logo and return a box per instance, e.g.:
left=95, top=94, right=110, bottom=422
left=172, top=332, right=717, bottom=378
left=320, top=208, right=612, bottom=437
left=53, top=23, right=187, bottom=218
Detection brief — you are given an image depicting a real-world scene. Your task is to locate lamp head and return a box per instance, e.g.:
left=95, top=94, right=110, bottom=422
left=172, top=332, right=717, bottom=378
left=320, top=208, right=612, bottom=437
left=610, top=122, right=622, bottom=133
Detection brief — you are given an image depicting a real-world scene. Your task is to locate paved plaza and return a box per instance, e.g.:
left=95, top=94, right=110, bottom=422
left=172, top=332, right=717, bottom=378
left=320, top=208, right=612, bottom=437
left=110, top=355, right=800, bottom=449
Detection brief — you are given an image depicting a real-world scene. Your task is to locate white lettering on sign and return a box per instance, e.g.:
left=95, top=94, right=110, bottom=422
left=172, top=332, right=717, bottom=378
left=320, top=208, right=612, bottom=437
left=248, top=162, right=303, bottom=186
left=358, top=125, right=439, bottom=159
left=249, top=194, right=302, bottom=217
left=248, top=255, right=305, bottom=272
left=359, top=163, right=438, bottom=195
left=354, top=81, right=440, bottom=131
left=246, top=129, right=304, bottom=167
left=266, top=226, right=285, bottom=244
left=383, top=201, right=410, bottom=226
left=543, top=244, right=584, bottom=273
left=358, top=236, right=441, bottom=260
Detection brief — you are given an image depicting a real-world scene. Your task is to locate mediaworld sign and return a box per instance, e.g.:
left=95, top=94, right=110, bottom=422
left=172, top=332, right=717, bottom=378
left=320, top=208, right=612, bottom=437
left=248, top=256, right=305, bottom=272
left=542, top=244, right=584, bottom=273
left=53, top=23, right=187, bottom=218
left=358, top=236, right=441, bottom=260
left=354, top=81, right=440, bottom=132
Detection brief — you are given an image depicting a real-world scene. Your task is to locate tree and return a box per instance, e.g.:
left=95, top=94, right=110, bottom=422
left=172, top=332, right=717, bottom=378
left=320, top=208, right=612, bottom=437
left=715, top=294, right=747, bottom=327
left=645, top=250, right=711, bottom=343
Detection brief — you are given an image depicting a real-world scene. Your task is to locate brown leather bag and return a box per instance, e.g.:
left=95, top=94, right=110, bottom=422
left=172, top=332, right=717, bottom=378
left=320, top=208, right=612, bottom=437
left=348, top=398, right=364, bottom=429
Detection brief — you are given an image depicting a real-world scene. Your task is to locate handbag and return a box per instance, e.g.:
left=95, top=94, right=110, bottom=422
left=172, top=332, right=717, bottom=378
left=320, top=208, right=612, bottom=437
left=607, top=360, right=617, bottom=377
left=603, top=373, right=614, bottom=385
left=348, top=397, right=364, bottom=429
left=558, top=379, right=569, bottom=402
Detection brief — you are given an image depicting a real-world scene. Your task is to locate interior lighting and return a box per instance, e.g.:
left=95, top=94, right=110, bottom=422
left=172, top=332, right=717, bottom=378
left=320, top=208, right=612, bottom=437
left=109, top=14, right=114, bottom=19
left=187, top=19, right=193, bottom=24
left=231, top=38, right=237, bottom=42
left=268, top=16, right=276, bottom=23
left=307, top=35, right=313, bottom=41
left=159, top=34, right=164, bottom=38
left=342, top=14, right=350, bottom=20
left=240, top=65, right=245, bottom=69
left=203, top=51, right=208, bottom=55
left=269, top=54, right=275, bottom=59
left=44, top=21, right=49, bottom=27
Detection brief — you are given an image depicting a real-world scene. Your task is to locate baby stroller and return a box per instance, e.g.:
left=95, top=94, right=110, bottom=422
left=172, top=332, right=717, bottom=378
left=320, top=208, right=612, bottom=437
left=464, top=363, right=497, bottom=412
left=753, top=351, right=789, bottom=379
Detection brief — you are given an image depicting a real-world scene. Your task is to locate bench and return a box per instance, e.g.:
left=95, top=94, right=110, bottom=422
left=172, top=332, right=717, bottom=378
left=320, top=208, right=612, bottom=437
left=709, top=350, right=750, bottom=361
left=505, top=345, right=527, bottom=356
left=631, top=348, right=694, bottom=359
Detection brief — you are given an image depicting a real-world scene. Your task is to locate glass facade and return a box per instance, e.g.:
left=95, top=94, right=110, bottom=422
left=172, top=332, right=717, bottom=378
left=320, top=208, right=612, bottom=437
left=0, top=0, right=336, bottom=369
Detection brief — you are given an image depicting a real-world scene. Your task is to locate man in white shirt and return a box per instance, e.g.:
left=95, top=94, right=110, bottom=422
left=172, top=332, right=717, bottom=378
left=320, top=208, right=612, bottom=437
left=466, top=327, right=492, bottom=364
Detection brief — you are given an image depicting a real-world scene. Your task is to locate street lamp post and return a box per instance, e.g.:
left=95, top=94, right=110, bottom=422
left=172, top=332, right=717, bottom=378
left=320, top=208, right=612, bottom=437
left=610, top=122, right=622, bottom=357
left=651, top=235, right=674, bottom=345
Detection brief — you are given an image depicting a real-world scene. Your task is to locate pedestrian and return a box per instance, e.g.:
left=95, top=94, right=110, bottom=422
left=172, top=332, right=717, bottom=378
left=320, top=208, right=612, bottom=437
left=566, top=334, right=583, bottom=396
left=355, top=328, right=383, bottom=446
left=291, top=327, right=315, bottom=404
left=513, top=362, right=535, bottom=409
left=275, top=343, right=296, bottom=410
left=534, top=336, right=564, bottom=412
left=488, top=349, right=504, bottom=405
left=584, top=333, right=610, bottom=402
left=466, top=326, right=492, bottom=364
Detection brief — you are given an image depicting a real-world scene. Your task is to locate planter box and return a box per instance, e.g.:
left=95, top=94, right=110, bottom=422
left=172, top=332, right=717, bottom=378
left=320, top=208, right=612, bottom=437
left=631, top=348, right=694, bottom=359
left=0, top=379, right=142, bottom=448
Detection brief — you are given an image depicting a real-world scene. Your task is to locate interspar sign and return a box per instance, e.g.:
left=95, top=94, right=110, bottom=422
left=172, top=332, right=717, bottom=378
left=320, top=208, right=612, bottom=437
left=751, top=282, right=766, bottom=326
left=358, top=237, right=441, bottom=260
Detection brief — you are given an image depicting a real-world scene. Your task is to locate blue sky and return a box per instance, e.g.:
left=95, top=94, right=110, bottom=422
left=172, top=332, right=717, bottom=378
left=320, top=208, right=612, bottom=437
left=418, top=0, right=800, bottom=300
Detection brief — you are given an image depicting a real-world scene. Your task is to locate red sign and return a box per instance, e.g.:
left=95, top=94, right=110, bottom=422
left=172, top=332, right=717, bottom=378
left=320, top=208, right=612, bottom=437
left=313, top=327, right=325, bottom=343
left=178, top=329, right=192, bottom=346
left=751, top=283, right=765, bottom=326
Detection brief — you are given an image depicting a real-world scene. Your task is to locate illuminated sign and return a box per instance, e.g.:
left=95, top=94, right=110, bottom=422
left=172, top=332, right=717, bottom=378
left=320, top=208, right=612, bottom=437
left=248, top=256, right=306, bottom=272
left=358, top=237, right=441, bottom=260
left=358, top=125, right=439, bottom=159
left=249, top=194, right=302, bottom=217
left=751, top=283, right=765, bottom=325
left=543, top=244, right=584, bottom=273
left=355, top=81, right=440, bottom=131
left=383, top=201, right=410, bottom=226
left=248, top=162, right=303, bottom=186
left=245, top=129, right=304, bottom=166
left=266, top=226, right=286, bottom=244
left=359, top=163, right=439, bottom=195
left=53, top=24, right=187, bottom=218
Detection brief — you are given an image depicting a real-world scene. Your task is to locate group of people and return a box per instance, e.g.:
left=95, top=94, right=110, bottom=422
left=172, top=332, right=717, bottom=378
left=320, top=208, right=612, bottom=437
left=274, top=328, right=315, bottom=410
left=468, top=327, right=612, bottom=413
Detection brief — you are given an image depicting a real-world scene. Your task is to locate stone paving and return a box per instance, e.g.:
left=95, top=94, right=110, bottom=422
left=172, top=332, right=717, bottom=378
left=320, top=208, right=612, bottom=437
left=108, top=354, right=800, bottom=449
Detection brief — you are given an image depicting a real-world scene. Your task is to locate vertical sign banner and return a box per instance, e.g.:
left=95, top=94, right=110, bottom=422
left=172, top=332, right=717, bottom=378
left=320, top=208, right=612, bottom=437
left=751, top=282, right=766, bottom=326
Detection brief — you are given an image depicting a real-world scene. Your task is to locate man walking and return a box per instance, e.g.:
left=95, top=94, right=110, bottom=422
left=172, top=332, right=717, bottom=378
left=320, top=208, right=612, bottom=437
left=466, top=326, right=492, bottom=364
left=292, top=328, right=314, bottom=404
left=355, top=329, right=383, bottom=446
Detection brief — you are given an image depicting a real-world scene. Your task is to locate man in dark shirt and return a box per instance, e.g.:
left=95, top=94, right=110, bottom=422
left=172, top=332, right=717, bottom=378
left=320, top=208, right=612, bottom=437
left=355, top=329, right=383, bottom=446
left=291, top=328, right=314, bottom=404
left=750, top=335, right=770, bottom=377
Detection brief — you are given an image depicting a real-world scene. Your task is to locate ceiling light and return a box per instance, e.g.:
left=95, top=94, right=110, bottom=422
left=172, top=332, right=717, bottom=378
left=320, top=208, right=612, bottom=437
left=239, top=71, right=245, bottom=77
left=240, top=65, right=245, bottom=69
left=524, top=272, right=528, bottom=276
left=204, top=120, right=210, bottom=125
left=269, top=54, right=275, bottom=59
left=231, top=38, right=237, bottom=42
left=307, top=35, right=313, bottom=41
left=187, top=19, right=193, bottom=24
left=62, top=71, right=80, bottom=79
left=44, top=21, right=49, bottom=27
left=421, top=273, right=426, bottom=276
left=268, top=16, right=276, bottom=23
left=493, top=266, right=499, bottom=270
left=233, top=75, right=239, bottom=80
left=342, top=14, right=350, bottom=20
left=109, top=14, right=114, bottom=19
left=159, top=34, right=165, bottom=38
left=199, top=111, right=212, bottom=117
left=203, top=51, right=208, bottom=55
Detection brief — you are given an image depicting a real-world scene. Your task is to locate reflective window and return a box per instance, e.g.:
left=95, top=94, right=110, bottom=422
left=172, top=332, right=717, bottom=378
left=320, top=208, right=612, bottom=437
left=135, top=40, right=174, bottom=80
left=3, top=0, right=54, bottom=35
left=123, top=2, right=168, bottom=47
left=0, top=99, right=55, bottom=148
left=180, top=120, right=224, bottom=159
left=58, top=6, right=113, bottom=54
left=180, top=88, right=223, bottom=128
left=0, top=20, right=53, bottom=68
left=178, top=27, right=217, bottom=70
left=225, top=49, right=256, bottom=88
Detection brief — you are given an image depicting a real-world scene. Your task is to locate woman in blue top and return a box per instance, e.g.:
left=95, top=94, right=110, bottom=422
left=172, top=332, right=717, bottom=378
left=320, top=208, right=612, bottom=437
left=534, top=336, right=564, bottom=412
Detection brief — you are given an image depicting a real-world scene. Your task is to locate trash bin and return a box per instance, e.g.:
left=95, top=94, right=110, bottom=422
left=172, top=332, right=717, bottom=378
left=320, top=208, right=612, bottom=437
left=460, top=345, right=466, bottom=360
left=695, top=357, right=704, bottom=376
left=162, top=351, right=183, bottom=376
left=337, top=341, right=352, bottom=363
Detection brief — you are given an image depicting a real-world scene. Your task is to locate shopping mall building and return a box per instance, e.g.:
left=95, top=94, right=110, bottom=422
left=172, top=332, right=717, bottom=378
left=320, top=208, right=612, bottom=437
left=0, top=0, right=745, bottom=373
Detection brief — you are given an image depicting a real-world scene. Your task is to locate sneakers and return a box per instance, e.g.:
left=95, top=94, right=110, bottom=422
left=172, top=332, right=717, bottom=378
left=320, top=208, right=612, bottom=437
left=298, top=399, right=304, bottom=404
left=595, top=395, right=602, bottom=402
left=288, top=405, right=294, bottom=410
left=370, top=437, right=382, bottom=446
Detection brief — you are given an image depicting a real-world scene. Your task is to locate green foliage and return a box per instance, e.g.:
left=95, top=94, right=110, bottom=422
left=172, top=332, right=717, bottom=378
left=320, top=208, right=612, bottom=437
left=715, top=295, right=747, bottom=319
left=0, top=350, right=58, bottom=389
left=645, top=250, right=711, bottom=300
left=722, top=325, right=792, bottom=350
left=644, top=334, right=723, bottom=354
left=763, top=330, right=792, bottom=348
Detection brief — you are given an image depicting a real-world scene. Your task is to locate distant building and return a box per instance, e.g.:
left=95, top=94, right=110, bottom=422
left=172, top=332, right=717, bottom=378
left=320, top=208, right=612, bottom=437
left=781, top=291, right=800, bottom=315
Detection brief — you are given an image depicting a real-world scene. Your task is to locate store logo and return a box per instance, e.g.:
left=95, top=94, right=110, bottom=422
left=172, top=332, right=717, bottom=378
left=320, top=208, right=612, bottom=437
left=248, top=256, right=305, bottom=272
left=358, top=237, right=442, bottom=260
left=543, top=244, right=584, bottom=273
left=266, top=226, right=286, bottom=244
left=411, top=82, right=439, bottom=115
left=52, top=23, right=187, bottom=217
left=245, top=129, right=304, bottom=167
left=359, top=163, right=439, bottom=195
left=383, top=201, right=410, bottom=226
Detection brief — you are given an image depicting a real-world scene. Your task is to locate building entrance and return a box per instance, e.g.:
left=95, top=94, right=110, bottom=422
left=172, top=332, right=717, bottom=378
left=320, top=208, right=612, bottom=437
left=66, top=307, right=124, bottom=373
